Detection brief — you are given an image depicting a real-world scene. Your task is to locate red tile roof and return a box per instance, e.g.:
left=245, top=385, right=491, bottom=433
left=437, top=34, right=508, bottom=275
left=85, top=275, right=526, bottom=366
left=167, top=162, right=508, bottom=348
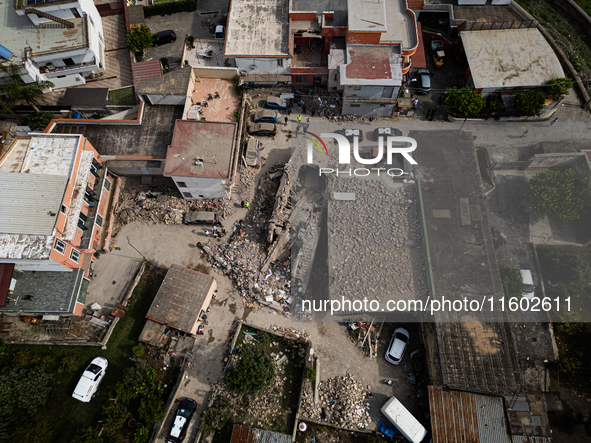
left=131, top=60, right=162, bottom=97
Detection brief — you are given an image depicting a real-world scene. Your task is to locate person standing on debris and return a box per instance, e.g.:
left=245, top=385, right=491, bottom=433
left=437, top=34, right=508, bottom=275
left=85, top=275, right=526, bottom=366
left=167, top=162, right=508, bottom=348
left=241, top=200, right=245, bottom=208
left=205, top=230, right=210, bottom=236
left=213, top=231, right=218, bottom=238
left=245, top=201, right=250, bottom=209
left=311, top=108, right=316, bottom=117
left=413, top=98, right=419, bottom=107
left=306, top=118, right=310, bottom=131
left=302, top=104, right=307, bottom=114
left=284, top=116, right=288, bottom=126
left=212, top=225, right=218, bottom=233
left=297, top=115, right=302, bottom=123
left=221, top=228, right=226, bottom=237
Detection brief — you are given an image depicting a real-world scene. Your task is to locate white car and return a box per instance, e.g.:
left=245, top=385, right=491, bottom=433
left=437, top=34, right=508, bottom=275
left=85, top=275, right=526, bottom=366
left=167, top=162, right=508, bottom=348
left=520, top=269, right=535, bottom=300
left=72, top=357, right=108, bottom=402
left=385, top=328, right=410, bottom=365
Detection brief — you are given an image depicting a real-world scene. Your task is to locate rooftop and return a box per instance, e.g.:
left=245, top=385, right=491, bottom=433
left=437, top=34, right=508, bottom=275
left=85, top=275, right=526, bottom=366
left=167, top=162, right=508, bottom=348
left=183, top=39, right=236, bottom=68
left=381, top=0, right=417, bottom=50
left=428, top=387, right=511, bottom=443
left=188, top=77, right=240, bottom=123
left=461, top=28, right=565, bottom=89
left=62, top=88, right=109, bottom=108
left=164, top=120, right=236, bottom=179
left=146, top=264, right=215, bottom=334
left=0, top=2, right=87, bottom=63
left=51, top=105, right=185, bottom=157
left=340, top=45, right=402, bottom=85
left=133, top=60, right=165, bottom=95
left=291, top=0, right=348, bottom=27
left=225, top=0, right=290, bottom=57
left=230, top=424, right=292, bottom=443
left=347, top=0, right=387, bottom=33
left=0, top=268, right=84, bottom=314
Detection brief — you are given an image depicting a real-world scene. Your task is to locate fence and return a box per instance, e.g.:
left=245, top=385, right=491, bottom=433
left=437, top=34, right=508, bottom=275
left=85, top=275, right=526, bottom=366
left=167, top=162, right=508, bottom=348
left=463, top=19, right=538, bottom=31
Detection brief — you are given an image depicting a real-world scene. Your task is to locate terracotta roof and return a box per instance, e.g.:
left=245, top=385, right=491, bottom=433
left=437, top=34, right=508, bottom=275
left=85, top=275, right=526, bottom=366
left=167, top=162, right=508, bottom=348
left=132, top=60, right=162, bottom=96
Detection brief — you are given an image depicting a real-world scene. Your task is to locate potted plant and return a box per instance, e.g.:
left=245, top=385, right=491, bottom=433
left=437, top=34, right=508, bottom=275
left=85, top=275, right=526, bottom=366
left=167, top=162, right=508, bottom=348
left=184, top=60, right=189, bottom=67
left=186, top=35, right=195, bottom=48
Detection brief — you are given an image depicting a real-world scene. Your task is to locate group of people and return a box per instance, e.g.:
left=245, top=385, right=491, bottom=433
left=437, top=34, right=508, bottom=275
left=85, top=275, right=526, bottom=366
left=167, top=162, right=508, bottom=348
left=204, top=223, right=226, bottom=238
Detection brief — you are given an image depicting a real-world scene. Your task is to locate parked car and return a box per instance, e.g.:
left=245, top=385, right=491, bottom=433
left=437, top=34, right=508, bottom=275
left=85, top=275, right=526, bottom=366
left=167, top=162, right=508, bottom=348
left=166, top=398, right=197, bottom=443
left=245, top=137, right=260, bottom=166
left=249, top=122, right=277, bottom=137
left=374, top=127, right=402, bottom=138
left=214, top=25, right=225, bottom=39
left=72, top=357, right=108, bottom=402
left=153, top=30, right=177, bottom=47
left=183, top=211, right=218, bottom=225
left=520, top=269, right=535, bottom=299
left=385, top=328, right=409, bottom=365
left=264, top=96, right=287, bottom=110
left=340, top=128, right=363, bottom=143
left=409, top=69, right=431, bottom=95
left=254, top=109, right=279, bottom=123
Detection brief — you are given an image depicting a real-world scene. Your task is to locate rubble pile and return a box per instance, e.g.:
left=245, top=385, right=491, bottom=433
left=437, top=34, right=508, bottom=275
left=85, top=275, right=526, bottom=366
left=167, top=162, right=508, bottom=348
left=266, top=161, right=292, bottom=244
left=301, top=373, right=371, bottom=430
left=112, top=190, right=235, bottom=236
left=294, top=91, right=342, bottom=118
left=328, top=179, right=429, bottom=301
left=269, top=325, right=310, bottom=341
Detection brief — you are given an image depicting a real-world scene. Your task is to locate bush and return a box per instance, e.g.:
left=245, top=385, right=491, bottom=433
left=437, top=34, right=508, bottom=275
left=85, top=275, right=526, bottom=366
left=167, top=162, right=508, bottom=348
left=0, top=366, right=53, bottom=416
left=59, top=355, right=81, bottom=373
left=225, top=344, right=275, bottom=395
left=143, top=0, right=197, bottom=18
left=498, top=262, right=523, bottom=302
left=442, top=87, right=485, bottom=116
left=134, top=426, right=150, bottom=443
left=102, top=402, right=130, bottom=435
left=186, top=35, right=195, bottom=46
left=303, top=366, right=316, bottom=381
left=25, top=111, right=54, bottom=130
left=132, top=344, right=145, bottom=358
left=138, top=393, right=165, bottom=424
left=515, top=90, right=545, bottom=116
left=127, top=24, right=153, bottom=54
left=528, top=170, right=591, bottom=221
left=546, top=77, right=573, bottom=98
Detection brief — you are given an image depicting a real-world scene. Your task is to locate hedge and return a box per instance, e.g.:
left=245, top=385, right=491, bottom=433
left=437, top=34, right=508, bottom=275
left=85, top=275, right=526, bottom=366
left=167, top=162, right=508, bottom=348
left=143, top=0, right=197, bottom=18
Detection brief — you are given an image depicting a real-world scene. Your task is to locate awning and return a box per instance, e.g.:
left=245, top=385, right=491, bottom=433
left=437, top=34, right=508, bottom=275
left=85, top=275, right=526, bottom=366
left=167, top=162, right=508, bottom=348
left=0, top=44, right=14, bottom=61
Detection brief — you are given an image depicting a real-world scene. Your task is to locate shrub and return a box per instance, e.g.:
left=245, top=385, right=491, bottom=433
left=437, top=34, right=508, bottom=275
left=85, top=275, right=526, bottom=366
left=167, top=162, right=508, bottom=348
left=560, top=350, right=583, bottom=375
left=132, top=344, right=145, bottom=358
left=442, top=87, right=485, bottom=116
left=303, top=366, right=316, bottom=381
left=25, top=111, right=54, bottom=130
left=59, top=355, right=81, bottom=373
left=127, top=24, right=153, bottom=54
left=528, top=170, right=591, bottom=221
left=186, top=35, right=195, bottom=46
left=143, top=0, right=198, bottom=18
left=515, top=90, right=545, bottom=116
left=498, top=262, right=523, bottom=302
left=102, top=402, right=130, bottom=435
left=546, top=77, right=573, bottom=98
left=138, top=393, right=165, bottom=424
left=225, top=344, right=275, bottom=395
left=0, top=366, right=54, bottom=416
left=134, top=426, right=150, bottom=443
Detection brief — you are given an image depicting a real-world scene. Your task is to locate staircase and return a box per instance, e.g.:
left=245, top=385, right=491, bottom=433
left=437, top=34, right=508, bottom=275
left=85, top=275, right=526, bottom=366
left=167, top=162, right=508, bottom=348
left=24, top=8, right=75, bottom=28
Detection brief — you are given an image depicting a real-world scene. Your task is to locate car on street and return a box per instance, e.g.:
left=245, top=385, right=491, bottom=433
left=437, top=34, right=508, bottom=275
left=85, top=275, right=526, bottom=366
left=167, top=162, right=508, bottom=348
left=374, top=127, right=402, bottom=138
left=409, top=69, right=431, bottom=95
left=254, top=109, right=279, bottom=123
left=335, top=128, right=363, bottom=143
left=183, top=211, right=218, bottom=225
left=165, top=398, right=197, bottom=443
left=214, top=25, right=225, bottom=40
left=385, top=328, right=410, bottom=365
left=72, top=357, right=108, bottom=402
left=152, top=30, right=177, bottom=47
left=249, top=122, right=276, bottom=137
left=520, top=269, right=535, bottom=299
left=264, top=96, right=287, bottom=110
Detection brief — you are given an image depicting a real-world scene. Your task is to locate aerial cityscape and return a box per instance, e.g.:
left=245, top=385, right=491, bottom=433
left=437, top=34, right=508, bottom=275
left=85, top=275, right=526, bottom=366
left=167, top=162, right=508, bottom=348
left=1, top=0, right=591, bottom=442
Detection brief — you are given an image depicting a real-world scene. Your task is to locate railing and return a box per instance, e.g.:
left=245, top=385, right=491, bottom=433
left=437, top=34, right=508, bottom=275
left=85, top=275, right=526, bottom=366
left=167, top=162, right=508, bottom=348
left=42, top=60, right=96, bottom=75
left=463, top=20, right=538, bottom=31
left=79, top=167, right=108, bottom=250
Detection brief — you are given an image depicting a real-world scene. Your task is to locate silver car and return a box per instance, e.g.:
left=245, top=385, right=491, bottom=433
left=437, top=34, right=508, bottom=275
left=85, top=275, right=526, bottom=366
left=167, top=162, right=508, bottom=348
left=385, top=328, right=409, bottom=365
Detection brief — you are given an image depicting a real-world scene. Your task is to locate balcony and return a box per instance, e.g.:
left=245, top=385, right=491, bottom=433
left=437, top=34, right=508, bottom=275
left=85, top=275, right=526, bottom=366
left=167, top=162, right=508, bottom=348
left=79, top=166, right=108, bottom=250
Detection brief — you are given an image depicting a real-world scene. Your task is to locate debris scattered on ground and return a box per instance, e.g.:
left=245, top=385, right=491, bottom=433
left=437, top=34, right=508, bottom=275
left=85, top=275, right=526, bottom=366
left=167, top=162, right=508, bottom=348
left=301, top=373, right=372, bottom=430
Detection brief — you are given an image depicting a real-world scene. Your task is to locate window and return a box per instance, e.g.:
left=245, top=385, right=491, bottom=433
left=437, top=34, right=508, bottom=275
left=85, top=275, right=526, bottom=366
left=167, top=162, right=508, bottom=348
left=295, top=75, right=306, bottom=83
left=103, top=179, right=111, bottom=191
left=78, top=212, right=88, bottom=231
left=61, top=205, right=67, bottom=213
left=182, top=192, right=193, bottom=198
left=353, top=86, right=362, bottom=91
left=177, top=181, right=187, bottom=188
left=351, top=104, right=361, bottom=108
left=70, top=249, right=81, bottom=263
left=96, top=214, right=103, bottom=228
left=63, top=58, right=75, bottom=66
left=277, top=59, right=283, bottom=67
left=55, top=239, right=66, bottom=254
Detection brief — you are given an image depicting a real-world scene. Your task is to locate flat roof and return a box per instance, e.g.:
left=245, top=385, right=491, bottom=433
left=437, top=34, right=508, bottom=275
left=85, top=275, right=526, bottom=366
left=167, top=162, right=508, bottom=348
left=0, top=268, right=83, bottom=314
left=429, top=387, right=511, bottom=443
left=188, top=77, right=239, bottom=123
left=347, top=0, right=387, bottom=33
left=146, top=264, right=215, bottom=334
left=0, top=3, right=87, bottom=63
left=291, top=0, right=348, bottom=27
left=62, top=88, right=109, bottom=107
left=381, top=0, right=417, bottom=50
left=225, top=0, right=290, bottom=57
left=51, top=105, right=185, bottom=157
left=413, top=130, right=520, bottom=394
left=340, top=45, right=402, bottom=85
left=461, top=28, right=565, bottom=89
left=164, top=120, right=236, bottom=179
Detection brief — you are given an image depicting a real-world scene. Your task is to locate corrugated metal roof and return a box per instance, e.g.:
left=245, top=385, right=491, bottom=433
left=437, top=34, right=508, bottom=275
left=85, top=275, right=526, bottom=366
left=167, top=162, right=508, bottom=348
left=132, top=60, right=163, bottom=95
left=230, top=424, right=292, bottom=443
left=429, top=386, right=511, bottom=443
left=0, top=172, right=67, bottom=235
left=511, top=436, right=552, bottom=443
left=62, top=88, right=109, bottom=107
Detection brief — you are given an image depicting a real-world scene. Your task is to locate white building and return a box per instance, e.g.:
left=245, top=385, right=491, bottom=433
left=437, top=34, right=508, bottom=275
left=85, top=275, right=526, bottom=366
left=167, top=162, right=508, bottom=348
left=164, top=120, right=239, bottom=200
left=0, top=0, right=105, bottom=90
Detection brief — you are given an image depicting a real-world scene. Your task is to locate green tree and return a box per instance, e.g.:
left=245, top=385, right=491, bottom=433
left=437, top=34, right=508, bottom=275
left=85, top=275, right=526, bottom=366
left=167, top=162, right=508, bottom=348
left=528, top=170, right=591, bottom=221
left=126, top=24, right=153, bottom=56
left=70, top=427, right=104, bottom=443
left=546, top=77, right=573, bottom=98
left=134, top=426, right=150, bottom=443
left=515, top=90, right=546, bottom=116
left=560, top=350, right=583, bottom=375
left=442, top=87, right=485, bottom=116
left=225, top=344, right=275, bottom=395
left=138, top=393, right=165, bottom=424
left=12, top=417, right=55, bottom=443
left=0, top=413, right=15, bottom=443
left=0, top=64, right=54, bottom=115
left=498, top=262, right=523, bottom=302
left=102, top=402, right=130, bottom=435
left=0, top=366, right=53, bottom=415
left=25, top=111, right=54, bottom=130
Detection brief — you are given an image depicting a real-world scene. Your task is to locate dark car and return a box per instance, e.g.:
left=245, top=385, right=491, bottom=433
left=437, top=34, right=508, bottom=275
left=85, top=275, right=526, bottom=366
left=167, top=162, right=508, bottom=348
left=409, top=68, right=431, bottom=95
left=153, top=30, right=177, bottom=47
left=166, top=398, right=197, bottom=443
left=373, top=127, right=402, bottom=138
left=264, top=96, right=287, bottom=110
left=249, top=122, right=276, bottom=137
left=254, top=109, right=279, bottom=123
left=183, top=211, right=218, bottom=225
